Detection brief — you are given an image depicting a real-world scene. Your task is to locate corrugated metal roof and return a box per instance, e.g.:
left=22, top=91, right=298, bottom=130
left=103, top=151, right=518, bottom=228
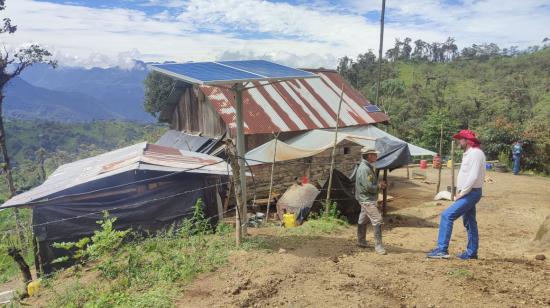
left=1, top=142, right=230, bottom=208
left=199, top=69, right=389, bottom=135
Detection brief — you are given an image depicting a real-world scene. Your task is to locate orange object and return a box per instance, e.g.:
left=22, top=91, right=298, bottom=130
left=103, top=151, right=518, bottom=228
left=420, top=160, right=428, bottom=169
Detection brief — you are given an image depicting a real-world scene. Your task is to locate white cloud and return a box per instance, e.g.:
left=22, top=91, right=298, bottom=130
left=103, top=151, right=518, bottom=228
left=1, top=0, right=548, bottom=69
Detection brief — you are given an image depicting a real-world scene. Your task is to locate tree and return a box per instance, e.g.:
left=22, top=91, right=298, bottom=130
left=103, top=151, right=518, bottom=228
left=0, top=0, right=56, bottom=247
left=143, top=71, right=176, bottom=117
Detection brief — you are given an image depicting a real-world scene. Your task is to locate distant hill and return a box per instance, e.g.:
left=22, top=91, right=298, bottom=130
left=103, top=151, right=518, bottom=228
left=4, top=77, right=122, bottom=121
left=4, top=62, right=154, bottom=122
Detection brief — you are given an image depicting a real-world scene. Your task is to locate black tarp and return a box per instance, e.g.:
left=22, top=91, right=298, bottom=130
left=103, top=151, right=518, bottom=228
left=33, top=170, right=225, bottom=273
left=374, top=137, right=411, bottom=171
left=311, top=169, right=361, bottom=224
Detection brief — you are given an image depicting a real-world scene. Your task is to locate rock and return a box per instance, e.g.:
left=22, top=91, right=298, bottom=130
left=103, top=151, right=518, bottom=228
left=535, top=254, right=546, bottom=261
left=329, top=256, right=339, bottom=263
left=278, top=248, right=287, bottom=254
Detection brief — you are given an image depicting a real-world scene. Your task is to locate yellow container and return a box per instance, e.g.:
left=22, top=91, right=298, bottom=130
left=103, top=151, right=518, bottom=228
left=447, top=160, right=453, bottom=168
left=28, top=279, right=41, bottom=296
left=282, top=213, right=297, bottom=228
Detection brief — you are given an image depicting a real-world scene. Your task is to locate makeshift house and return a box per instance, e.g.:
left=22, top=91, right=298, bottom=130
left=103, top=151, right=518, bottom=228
left=0, top=142, right=230, bottom=273
left=153, top=62, right=434, bottom=200
left=155, top=67, right=388, bottom=192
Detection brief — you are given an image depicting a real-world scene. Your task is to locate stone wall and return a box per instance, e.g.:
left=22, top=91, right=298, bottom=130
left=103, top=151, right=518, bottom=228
left=247, top=141, right=362, bottom=200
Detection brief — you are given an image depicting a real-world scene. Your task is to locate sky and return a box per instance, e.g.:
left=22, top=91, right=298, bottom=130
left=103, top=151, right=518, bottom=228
left=1, top=0, right=549, bottom=69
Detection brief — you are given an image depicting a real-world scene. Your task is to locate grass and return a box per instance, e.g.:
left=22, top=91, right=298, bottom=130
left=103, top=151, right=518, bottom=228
left=283, top=216, right=348, bottom=236
left=447, top=268, right=474, bottom=279
left=18, top=207, right=244, bottom=307
left=42, top=230, right=236, bottom=307
left=0, top=208, right=35, bottom=284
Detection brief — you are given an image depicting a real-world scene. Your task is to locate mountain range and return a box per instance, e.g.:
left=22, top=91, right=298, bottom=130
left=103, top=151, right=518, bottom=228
left=4, top=62, right=154, bottom=122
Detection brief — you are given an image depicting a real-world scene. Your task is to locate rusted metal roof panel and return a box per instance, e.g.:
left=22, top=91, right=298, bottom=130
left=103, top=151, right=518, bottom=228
left=199, top=69, right=389, bottom=135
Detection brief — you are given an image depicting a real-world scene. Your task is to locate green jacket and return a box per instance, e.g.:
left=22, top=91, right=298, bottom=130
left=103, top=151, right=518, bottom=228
left=355, top=159, right=379, bottom=202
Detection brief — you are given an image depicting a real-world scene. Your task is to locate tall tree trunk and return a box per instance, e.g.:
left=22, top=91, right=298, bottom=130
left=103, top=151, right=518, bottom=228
left=0, top=97, right=26, bottom=249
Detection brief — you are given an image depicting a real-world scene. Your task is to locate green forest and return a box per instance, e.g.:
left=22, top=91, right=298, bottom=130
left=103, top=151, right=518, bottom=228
left=0, top=120, right=166, bottom=202
left=337, top=38, right=550, bottom=174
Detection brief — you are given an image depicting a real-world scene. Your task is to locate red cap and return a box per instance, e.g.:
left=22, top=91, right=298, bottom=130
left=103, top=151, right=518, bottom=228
left=452, top=129, right=480, bottom=144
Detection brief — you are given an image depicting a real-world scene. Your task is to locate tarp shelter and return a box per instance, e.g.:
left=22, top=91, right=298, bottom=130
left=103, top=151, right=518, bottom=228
left=244, top=125, right=435, bottom=165
left=374, top=137, right=411, bottom=171
left=0, top=142, right=230, bottom=273
left=336, top=125, right=436, bottom=157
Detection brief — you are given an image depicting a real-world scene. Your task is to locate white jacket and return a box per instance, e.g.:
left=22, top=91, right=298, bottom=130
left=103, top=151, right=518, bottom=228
left=457, top=147, right=486, bottom=196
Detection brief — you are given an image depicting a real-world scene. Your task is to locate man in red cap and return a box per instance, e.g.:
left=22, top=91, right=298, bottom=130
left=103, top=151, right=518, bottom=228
left=428, top=129, right=486, bottom=260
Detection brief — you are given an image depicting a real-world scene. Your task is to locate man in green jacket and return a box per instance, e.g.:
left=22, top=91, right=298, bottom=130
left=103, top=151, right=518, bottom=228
left=355, top=146, right=387, bottom=255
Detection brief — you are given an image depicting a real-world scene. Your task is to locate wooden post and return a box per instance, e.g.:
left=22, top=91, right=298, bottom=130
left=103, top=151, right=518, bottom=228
left=32, top=235, right=41, bottom=278
left=7, top=247, right=32, bottom=298
left=265, top=133, right=279, bottom=222
left=233, top=84, right=247, bottom=238
left=325, top=84, right=345, bottom=214
left=436, top=124, right=443, bottom=193
left=227, top=140, right=242, bottom=246
left=451, top=139, right=456, bottom=200
left=382, top=169, right=388, bottom=216
left=406, top=164, right=410, bottom=179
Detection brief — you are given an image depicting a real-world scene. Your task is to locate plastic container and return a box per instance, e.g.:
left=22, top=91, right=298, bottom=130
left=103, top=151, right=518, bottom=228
left=28, top=279, right=41, bottom=296
left=447, top=159, right=453, bottom=169
left=485, top=163, right=492, bottom=170
left=432, top=154, right=441, bottom=169
left=282, top=213, right=296, bottom=228
left=420, top=160, right=428, bottom=169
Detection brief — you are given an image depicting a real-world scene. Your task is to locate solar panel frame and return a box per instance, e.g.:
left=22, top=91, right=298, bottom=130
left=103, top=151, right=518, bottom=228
left=150, top=60, right=317, bottom=86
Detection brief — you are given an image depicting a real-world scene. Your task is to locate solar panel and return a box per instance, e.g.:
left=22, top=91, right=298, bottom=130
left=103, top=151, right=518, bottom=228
left=150, top=60, right=317, bottom=86
left=218, top=60, right=314, bottom=79
left=364, top=105, right=382, bottom=112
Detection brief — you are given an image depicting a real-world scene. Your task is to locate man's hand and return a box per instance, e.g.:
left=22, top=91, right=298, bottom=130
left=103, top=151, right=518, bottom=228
left=379, top=180, right=387, bottom=190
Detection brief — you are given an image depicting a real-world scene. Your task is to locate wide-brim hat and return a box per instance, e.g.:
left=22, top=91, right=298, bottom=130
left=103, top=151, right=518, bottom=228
left=452, top=129, right=481, bottom=144
left=361, top=146, right=379, bottom=155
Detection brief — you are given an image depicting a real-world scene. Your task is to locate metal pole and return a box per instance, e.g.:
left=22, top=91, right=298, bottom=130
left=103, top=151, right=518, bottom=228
left=265, top=133, right=279, bottom=221
left=234, top=84, right=247, bottom=236
left=436, top=123, right=443, bottom=193
left=451, top=139, right=456, bottom=200
left=325, top=85, right=345, bottom=214
left=375, top=0, right=386, bottom=106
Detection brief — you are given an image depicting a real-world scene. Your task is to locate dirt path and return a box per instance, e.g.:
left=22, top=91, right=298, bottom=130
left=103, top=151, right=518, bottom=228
left=178, top=169, right=550, bottom=307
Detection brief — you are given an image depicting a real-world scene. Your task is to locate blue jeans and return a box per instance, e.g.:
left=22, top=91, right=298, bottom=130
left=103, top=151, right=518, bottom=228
left=513, top=155, right=521, bottom=175
left=437, top=188, right=482, bottom=257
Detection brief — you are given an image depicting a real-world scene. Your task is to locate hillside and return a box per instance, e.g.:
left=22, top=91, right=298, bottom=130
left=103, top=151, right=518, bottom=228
left=338, top=46, right=550, bottom=174
left=0, top=119, right=166, bottom=200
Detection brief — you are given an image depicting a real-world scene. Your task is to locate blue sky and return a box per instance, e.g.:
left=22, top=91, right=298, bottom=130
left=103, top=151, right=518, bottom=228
left=3, top=0, right=549, bottom=68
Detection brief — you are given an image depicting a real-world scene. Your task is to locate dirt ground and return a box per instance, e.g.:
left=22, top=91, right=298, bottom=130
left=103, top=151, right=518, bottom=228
left=178, top=168, right=550, bottom=307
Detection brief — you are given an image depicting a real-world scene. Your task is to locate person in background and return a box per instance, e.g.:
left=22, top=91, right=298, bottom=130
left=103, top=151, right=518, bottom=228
left=428, top=129, right=486, bottom=260
left=355, top=147, right=387, bottom=255
left=512, top=141, right=523, bottom=175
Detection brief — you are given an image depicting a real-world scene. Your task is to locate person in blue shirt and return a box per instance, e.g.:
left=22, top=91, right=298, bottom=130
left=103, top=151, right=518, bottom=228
left=512, top=141, right=523, bottom=175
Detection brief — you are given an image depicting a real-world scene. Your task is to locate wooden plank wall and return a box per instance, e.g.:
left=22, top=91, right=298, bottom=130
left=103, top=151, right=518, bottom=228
left=170, top=87, right=227, bottom=138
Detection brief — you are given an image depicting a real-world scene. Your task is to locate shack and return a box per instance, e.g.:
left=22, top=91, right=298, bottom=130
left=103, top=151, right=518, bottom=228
left=0, top=142, right=230, bottom=273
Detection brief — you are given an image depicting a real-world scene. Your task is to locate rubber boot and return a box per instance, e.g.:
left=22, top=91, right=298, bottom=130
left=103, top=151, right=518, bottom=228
left=373, top=224, right=386, bottom=255
left=357, top=224, right=368, bottom=248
